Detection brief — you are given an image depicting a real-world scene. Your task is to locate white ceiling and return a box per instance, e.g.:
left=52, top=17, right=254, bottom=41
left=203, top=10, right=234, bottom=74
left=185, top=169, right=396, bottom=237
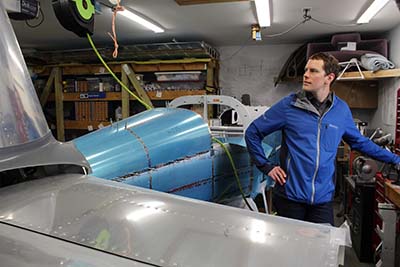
left=10, top=0, right=400, bottom=50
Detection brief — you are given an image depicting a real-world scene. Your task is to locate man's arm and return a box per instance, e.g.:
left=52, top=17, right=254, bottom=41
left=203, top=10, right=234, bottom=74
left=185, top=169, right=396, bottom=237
left=342, top=107, right=400, bottom=165
left=245, top=97, right=288, bottom=178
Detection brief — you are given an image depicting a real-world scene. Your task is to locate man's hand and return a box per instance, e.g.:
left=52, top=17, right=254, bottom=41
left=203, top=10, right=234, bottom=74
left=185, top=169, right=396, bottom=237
left=268, top=166, right=287, bottom=185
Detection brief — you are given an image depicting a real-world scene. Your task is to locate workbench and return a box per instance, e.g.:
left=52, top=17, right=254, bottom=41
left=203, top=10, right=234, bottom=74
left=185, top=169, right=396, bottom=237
left=385, top=182, right=400, bottom=208
left=377, top=181, right=400, bottom=267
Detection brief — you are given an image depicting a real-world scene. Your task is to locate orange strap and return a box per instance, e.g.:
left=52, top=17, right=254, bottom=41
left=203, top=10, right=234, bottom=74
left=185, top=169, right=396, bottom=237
left=108, top=0, right=124, bottom=58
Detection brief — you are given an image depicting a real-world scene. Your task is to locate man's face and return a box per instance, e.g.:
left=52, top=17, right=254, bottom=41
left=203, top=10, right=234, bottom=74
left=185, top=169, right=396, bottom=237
left=303, top=59, right=333, bottom=93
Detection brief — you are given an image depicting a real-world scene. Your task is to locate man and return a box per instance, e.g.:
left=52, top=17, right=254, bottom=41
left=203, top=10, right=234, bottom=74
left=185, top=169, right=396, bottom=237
left=245, top=52, right=400, bottom=225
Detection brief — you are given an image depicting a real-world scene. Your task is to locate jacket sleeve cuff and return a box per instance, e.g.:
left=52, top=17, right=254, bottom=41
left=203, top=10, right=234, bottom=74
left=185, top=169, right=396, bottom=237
left=394, top=155, right=400, bottom=165
left=257, top=163, right=274, bottom=175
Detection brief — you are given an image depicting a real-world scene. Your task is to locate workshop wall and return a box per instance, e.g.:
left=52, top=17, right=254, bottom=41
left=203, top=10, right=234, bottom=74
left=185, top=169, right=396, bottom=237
left=370, top=24, right=400, bottom=137
left=217, top=44, right=301, bottom=107
left=217, top=38, right=399, bottom=138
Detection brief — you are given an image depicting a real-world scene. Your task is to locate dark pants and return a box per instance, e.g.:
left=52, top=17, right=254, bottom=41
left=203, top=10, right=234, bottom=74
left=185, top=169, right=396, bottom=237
left=273, top=194, right=334, bottom=225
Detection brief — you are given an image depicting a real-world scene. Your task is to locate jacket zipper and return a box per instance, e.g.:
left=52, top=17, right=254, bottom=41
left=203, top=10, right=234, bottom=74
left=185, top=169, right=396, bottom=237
left=310, top=100, right=335, bottom=204
left=311, top=118, right=321, bottom=204
left=286, top=155, right=291, bottom=178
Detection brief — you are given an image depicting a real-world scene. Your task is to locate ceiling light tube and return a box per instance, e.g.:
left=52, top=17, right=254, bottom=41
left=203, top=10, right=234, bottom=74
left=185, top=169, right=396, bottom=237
left=119, top=9, right=164, bottom=33
left=357, top=0, right=390, bottom=24
left=255, top=0, right=271, bottom=27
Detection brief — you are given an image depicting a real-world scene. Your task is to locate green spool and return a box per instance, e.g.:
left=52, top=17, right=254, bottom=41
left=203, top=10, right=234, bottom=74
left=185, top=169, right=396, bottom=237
left=72, top=0, right=95, bottom=21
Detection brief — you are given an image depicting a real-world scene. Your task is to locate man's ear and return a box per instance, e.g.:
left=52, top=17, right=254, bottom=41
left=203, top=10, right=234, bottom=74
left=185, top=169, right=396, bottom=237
left=326, top=73, right=335, bottom=84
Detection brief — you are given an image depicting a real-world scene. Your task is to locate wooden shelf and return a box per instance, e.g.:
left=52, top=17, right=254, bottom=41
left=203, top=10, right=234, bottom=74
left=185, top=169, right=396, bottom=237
left=61, top=92, right=122, bottom=101
left=33, top=59, right=211, bottom=76
left=35, top=58, right=218, bottom=141
left=385, top=181, right=400, bottom=208
left=338, top=68, right=400, bottom=81
left=64, top=120, right=111, bottom=130
left=48, top=90, right=207, bottom=101
left=62, top=90, right=207, bottom=130
left=146, top=90, right=206, bottom=100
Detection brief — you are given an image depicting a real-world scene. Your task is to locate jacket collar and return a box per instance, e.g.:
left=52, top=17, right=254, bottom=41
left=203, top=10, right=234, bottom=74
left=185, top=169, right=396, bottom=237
left=292, top=90, right=335, bottom=116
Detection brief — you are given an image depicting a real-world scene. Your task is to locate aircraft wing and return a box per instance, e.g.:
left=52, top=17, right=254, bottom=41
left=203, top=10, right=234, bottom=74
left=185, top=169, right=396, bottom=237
left=0, top=173, right=346, bottom=267
left=0, top=221, right=152, bottom=267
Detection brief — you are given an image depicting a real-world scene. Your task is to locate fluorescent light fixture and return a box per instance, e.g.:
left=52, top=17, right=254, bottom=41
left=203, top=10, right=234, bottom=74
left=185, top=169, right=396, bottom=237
left=357, top=0, right=390, bottom=24
left=119, top=9, right=164, bottom=33
left=255, top=0, right=271, bottom=27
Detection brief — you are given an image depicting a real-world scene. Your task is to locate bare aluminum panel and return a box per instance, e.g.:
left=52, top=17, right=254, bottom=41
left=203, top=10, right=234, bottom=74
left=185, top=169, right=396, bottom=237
left=0, top=222, right=152, bottom=267
left=0, top=174, right=346, bottom=267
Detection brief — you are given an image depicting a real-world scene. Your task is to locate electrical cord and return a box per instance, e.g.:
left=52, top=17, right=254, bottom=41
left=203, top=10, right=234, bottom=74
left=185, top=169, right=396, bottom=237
left=212, top=137, right=254, bottom=211
left=263, top=9, right=360, bottom=38
left=221, top=9, right=359, bottom=61
left=310, top=17, right=359, bottom=27
left=220, top=34, right=252, bottom=63
left=86, top=33, right=153, bottom=110
left=216, top=142, right=280, bottom=204
left=25, top=6, right=44, bottom=28
left=264, top=18, right=310, bottom=38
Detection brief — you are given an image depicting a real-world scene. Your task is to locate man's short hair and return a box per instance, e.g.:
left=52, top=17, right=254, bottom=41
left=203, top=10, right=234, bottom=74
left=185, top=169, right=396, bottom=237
left=309, top=52, right=340, bottom=82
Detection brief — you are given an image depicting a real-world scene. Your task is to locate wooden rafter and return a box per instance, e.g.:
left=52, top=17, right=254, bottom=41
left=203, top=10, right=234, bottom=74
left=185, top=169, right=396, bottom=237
left=175, top=0, right=248, bottom=5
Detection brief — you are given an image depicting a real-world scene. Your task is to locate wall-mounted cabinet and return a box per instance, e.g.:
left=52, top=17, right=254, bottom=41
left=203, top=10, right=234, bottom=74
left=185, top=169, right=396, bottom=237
left=332, top=68, right=400, bottom=109
left=332, top=81, right=378, bottom=109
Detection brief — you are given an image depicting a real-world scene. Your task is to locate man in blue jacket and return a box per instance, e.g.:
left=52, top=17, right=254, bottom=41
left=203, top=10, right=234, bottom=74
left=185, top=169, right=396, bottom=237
left=245, top=52, right=400, bottom=225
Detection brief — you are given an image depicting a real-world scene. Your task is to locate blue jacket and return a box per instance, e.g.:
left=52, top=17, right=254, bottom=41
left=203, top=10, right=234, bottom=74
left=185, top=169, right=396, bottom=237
left=245, top=91, right=400, bottom=204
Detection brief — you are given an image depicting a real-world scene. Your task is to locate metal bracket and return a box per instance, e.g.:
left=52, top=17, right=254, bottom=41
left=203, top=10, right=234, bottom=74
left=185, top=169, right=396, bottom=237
left=169, top=95, right=268, bottom=136
left=337, top=58, right=365, bottom=81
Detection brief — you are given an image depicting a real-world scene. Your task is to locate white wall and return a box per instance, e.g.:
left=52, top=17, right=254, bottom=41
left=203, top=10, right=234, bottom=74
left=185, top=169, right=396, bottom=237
left=370, top=24, right=400, bottom=137
left=217, top=33, right=400, bottom=139
left=217, top=44, right=301, bottom=107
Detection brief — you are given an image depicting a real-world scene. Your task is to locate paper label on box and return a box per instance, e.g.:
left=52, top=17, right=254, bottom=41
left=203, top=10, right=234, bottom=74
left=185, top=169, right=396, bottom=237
left=87, top=125, right=94, bottom=131
left=156, top=90, right=162, bottom=98
left=340, top=42, right=357, bottom=51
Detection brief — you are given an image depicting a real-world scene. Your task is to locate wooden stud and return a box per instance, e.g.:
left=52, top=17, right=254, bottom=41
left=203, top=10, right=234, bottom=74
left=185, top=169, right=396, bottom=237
left=206, top=62, right=215, bottom=92
left=54, top=67, right=65, bottom=141
left=122, top=64, right=153, bottom=108
left=39, top=67, right=57, bottom=107
left=121, top=71, right=130, bottom=118
left=206, top=62, right=215, bottom=118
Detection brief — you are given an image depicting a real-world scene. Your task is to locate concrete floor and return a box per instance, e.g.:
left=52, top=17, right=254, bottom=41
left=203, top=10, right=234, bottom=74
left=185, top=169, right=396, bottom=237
left=342, top=247, right=374, bottom=267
